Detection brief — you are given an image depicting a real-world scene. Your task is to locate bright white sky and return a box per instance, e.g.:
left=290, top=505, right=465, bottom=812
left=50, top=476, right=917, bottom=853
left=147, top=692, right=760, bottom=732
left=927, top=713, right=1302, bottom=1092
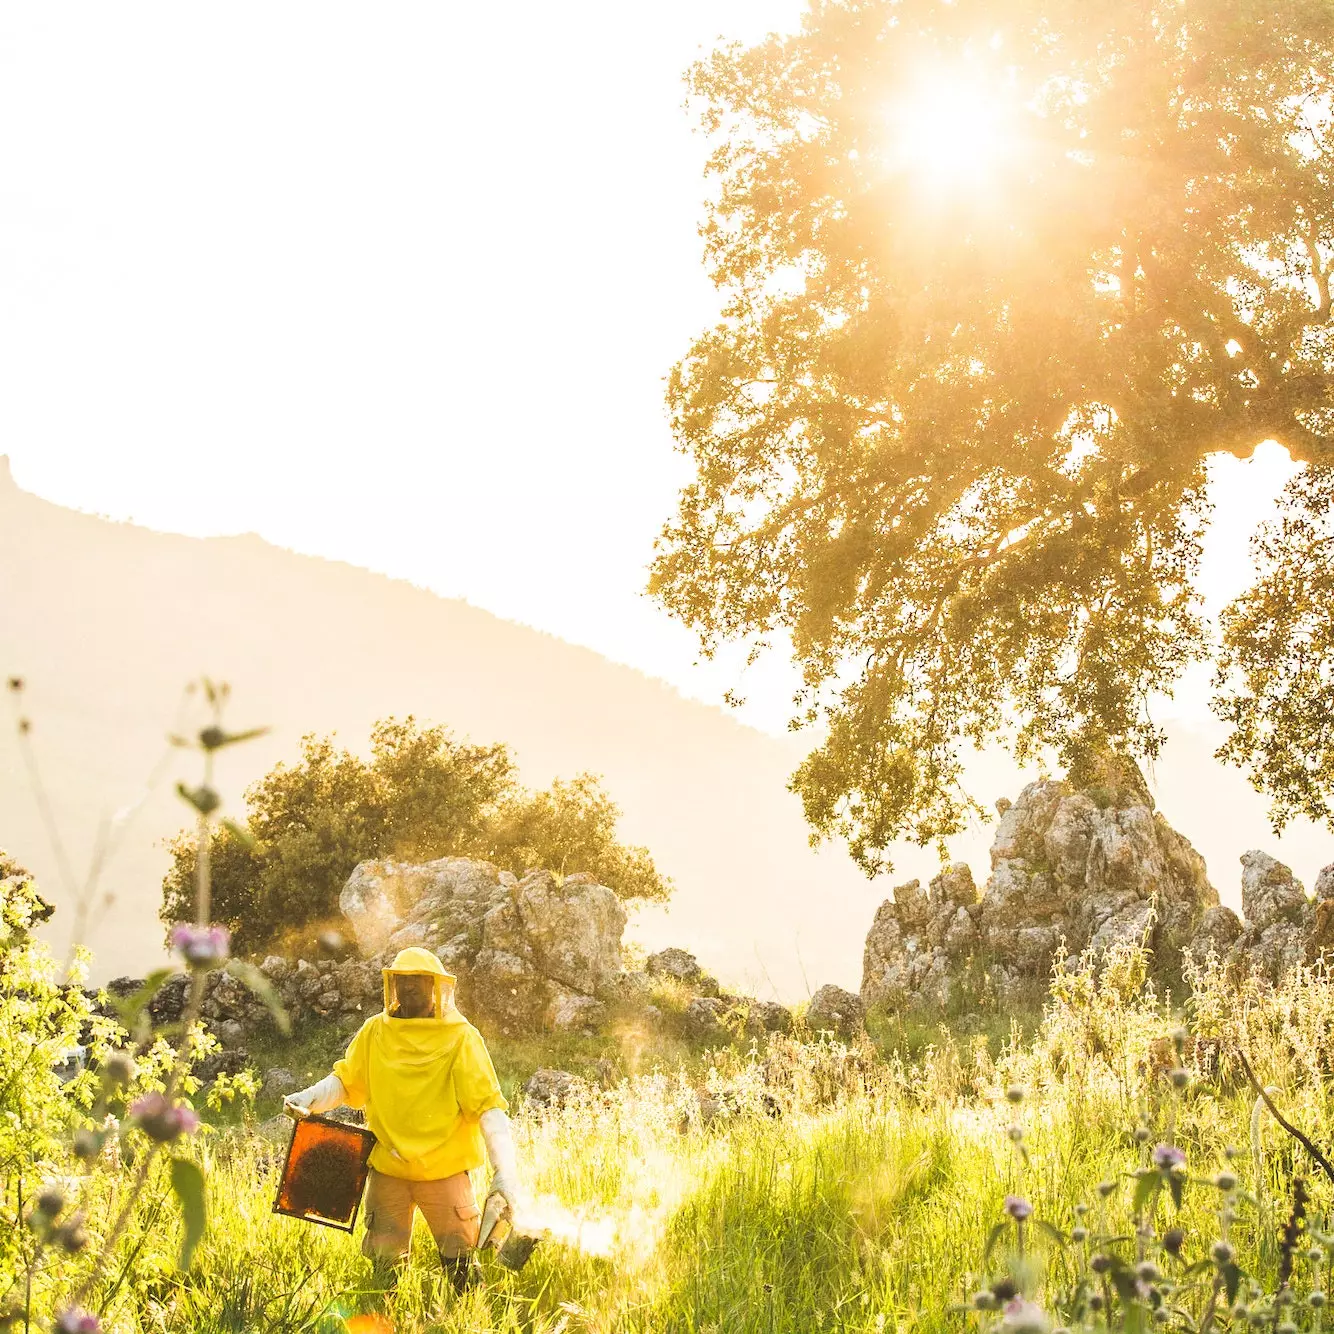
left=0, top=1, right=1297, bottom=739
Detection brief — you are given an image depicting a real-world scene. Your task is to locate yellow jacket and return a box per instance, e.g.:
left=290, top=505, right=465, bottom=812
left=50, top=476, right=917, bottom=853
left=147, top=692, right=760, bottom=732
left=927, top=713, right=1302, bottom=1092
left=334, top=982, right=507, bottom=1181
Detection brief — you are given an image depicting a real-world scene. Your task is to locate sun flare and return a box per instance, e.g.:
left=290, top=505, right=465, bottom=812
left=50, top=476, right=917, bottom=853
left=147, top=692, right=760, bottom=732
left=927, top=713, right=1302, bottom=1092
left=883, top=64, right=1019, bottom=191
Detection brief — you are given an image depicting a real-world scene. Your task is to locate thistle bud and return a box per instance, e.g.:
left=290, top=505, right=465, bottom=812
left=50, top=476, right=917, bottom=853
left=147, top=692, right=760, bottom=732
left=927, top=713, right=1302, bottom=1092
left=102, top=1051, right=136, bottom=1087
left=36, top=1187, right=65, bottom=1219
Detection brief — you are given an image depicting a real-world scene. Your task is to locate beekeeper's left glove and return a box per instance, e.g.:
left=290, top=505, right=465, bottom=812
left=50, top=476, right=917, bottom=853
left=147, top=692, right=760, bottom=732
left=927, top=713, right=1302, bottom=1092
left=284, top=1073, right=346, bottom=1118
left=480, top=1107, right=521, bottom=1213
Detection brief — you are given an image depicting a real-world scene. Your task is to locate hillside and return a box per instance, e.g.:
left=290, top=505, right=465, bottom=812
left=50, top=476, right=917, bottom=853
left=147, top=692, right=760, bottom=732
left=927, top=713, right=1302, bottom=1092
left=1, top=457, right=1329, bottom=994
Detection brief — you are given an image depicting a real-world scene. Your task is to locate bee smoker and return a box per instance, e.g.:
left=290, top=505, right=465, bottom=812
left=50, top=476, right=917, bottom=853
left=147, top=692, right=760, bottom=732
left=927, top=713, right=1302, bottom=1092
left=477, top=1191, right=539, bottom=1271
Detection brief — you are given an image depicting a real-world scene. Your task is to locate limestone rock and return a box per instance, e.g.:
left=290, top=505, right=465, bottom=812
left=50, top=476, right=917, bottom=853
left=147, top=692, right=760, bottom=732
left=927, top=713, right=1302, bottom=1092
left=338, top=857, right=626, bottom=1035
left=1230, top=851, right=1312, bottom=982
left=338, top=862, right=405, bottom=955
left=646, top=947, right=704, bottom=983
left=1315, top=862, right=1334, bottom=902
left=806, top=985, right=864, bottom=1037
left=511, top=870, right=626, bottom=996
left=522, top=1068, right=587, bottom=1110
left=860, top=763, right=1219, bottom=1012
left=545, top=991, right=606, bottom=1033
left=1187, top=905, right=1243, bottom=964
left=683, top=997, right=728, bottom=1041
left=261, top=1067, right=300, bottom=1100
left=745, top=1000, right=794, bottom=1036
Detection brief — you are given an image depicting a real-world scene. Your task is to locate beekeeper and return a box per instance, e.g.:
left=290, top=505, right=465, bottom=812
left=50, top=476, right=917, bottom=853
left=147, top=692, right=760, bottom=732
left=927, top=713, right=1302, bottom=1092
left=284, top=946, right=520, bottom=1293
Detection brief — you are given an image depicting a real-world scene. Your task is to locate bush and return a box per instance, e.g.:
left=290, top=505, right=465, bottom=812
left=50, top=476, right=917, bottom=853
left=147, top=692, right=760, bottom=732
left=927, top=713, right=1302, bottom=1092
left=163, top=717, right=670, bottom=953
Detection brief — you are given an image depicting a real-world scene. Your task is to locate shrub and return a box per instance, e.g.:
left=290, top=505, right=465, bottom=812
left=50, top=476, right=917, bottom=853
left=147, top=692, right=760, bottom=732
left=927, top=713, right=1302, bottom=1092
left=163, top=717, right=670, bottom=953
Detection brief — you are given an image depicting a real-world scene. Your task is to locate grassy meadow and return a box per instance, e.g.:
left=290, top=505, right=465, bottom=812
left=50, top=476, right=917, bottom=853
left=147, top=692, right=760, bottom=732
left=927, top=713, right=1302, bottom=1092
left=14, top=936, right=1334, bottom=1333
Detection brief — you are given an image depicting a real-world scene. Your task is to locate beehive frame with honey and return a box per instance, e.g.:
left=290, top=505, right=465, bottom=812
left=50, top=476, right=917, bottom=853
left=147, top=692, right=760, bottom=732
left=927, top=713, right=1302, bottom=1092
left=272, top=1114, right=377, bottom=1232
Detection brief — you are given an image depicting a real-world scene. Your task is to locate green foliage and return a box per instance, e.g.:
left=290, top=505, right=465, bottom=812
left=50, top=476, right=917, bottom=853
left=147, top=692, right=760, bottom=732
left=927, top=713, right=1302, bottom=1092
left=169, top=1156, right=207, bottom=1269
left=1214, top=465, right=1334, bottom=831
left=482, top=773, right=670, bottom=903
left=163, top=717, right=670, bottom=953
left=651, top=0, right=1334, bottom=869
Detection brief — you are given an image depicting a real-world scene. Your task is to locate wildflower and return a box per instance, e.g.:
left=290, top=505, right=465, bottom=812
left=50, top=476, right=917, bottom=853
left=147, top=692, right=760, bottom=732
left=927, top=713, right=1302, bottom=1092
left=1097, top=1179, right=1117, bottom=1198
left=1162, top=1227, right=1185, bottom=1257
left=170, top=923, right=230, bottom=968
left=35, top=1187, right=65, bottom=1218
left=1071, top=1225, right=1088, bottom=1243
left=1134, top=1125, right=1151, bottom=1143
left=56, top=1216, right=89, bottom=1253
left=1006, top=1084, right=1026, bottom=1105
left=1215, top=1170, right=1238, bottom=1192
left=1212, top=1240, right=1235, bottom=1266
left=1007, top=1123, right=1025, bottom=1143
left=971, top=1292, right=1000, bottom=1312
left=53, top=1308, right=101, bottom=1334
left=1152, top=1143, right=1186, bottom=1174
left=101, top=1050, right=136, bottom=1087
left=1168, top=1067, right=1190, bottom=1090
left=1004, top=1195, right=1033, bottom=1222
left=1311, top=1291, right=1327, bottom=1309
left=1001, top=1297, right=1051, bottom=1333
left=128, top=1092, right=199, bottom=1142
left=1137, top=1261, right=1162, bottom=1283
left=1090, top=1253, right=1113, bottom=1274
left=71, top=1129, right=102, bottom=1161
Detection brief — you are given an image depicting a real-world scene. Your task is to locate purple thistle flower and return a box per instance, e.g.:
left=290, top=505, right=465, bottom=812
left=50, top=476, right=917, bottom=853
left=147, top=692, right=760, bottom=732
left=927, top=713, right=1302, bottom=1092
left=170, top=923, right=230, bottom=968
left=53, top=1307, right=102, bottom=1333
left=1004, top=1194, right=1034, bottom=1222
left=1152, top=1143, right=1186, bottom=1174
left=129, top=1092, right=200, bottom=1142
left=1001, top=1297, right=1051, bottom=1332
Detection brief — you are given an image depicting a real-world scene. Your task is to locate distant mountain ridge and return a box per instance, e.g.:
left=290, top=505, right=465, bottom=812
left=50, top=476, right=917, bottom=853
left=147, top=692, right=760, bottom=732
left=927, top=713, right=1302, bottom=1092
left=2, top=457, right=1329, bottom=994
left=0, top=456, right=890, bottom=993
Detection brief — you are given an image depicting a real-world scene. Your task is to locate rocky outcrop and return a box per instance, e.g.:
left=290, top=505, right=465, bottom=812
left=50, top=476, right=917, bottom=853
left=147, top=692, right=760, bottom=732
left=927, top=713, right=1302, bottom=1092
left=862, top=764, right=1219, bottom=1010
left=340, top=858, right=627, bottom=1036
left=861, top=763, right=1334, bottom=1011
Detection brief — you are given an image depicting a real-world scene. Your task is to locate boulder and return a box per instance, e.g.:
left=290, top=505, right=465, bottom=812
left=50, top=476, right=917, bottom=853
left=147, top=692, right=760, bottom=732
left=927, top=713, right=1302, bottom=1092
left=1230, top=852, right=1312, bottom=982
left=745, top=1000, right=794, bottom=1036
left=806, top=985, right=864, bottom=1037
left=682, top=997, right=728, bottom=1042
left=1315, top=862, right=1334, bottom=902
left=646, top=947, right=705, bottom=984
left=522, top=1068, right=588, bottom=1110
left=338, top=862, right=405, bottom=955
left=261, top=1067, right=300, bottom=1100
left=545, top=991, right=606, bottom=1033
left=510, top=870, right=626, bottom=995
left=338, top=858, right=628, bottom=1035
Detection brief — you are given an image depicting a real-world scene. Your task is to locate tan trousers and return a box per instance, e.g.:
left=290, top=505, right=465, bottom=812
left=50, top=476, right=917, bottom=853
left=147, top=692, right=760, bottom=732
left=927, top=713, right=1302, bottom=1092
left=361, top=1168, right=480, bottom=1262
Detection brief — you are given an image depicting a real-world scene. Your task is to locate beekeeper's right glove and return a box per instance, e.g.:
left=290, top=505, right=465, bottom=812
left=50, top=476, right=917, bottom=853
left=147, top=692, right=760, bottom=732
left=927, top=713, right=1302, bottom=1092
left=480, top=1107, right=521, bottom=1214
left=283, top=1073, right=346, bottom=1118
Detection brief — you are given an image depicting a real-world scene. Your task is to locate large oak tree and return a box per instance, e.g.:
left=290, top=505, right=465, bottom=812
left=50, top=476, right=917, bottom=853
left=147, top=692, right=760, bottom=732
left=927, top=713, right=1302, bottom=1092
left=651, top=0, right=1334, bottom=870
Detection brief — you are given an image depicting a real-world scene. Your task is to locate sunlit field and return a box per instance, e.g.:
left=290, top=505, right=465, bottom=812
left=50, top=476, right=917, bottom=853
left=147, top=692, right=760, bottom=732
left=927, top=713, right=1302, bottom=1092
left=14, top=928, right=1334, bottom=1333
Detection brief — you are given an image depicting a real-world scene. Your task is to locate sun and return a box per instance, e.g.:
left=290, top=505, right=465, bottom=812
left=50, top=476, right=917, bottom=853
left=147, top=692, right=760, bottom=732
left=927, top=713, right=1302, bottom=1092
left=883, top=63, right=1020, bottom=193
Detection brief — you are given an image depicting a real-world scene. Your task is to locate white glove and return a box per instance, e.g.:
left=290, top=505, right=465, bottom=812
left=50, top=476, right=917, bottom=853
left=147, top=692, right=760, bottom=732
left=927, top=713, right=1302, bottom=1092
left=284, top=1073, right=346, bottom=1117
left=480, top=1107, right=521, bottom=1212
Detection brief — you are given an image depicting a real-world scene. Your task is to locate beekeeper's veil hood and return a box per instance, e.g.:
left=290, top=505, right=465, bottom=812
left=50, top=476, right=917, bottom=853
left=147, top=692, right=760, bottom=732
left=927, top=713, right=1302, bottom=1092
left=383, top=946, right=457, bottom=1022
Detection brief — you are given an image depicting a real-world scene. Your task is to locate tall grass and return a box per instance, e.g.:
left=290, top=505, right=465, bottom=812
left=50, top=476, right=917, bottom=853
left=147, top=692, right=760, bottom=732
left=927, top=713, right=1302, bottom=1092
left=24, top=942, right=1334, bottom=1331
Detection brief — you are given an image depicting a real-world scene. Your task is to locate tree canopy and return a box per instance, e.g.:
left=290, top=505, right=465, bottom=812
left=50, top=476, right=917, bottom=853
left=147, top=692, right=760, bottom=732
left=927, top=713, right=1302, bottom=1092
left=161, top=718, right=670, bottom=952
left=651, top=0, right=1334, bottom=869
